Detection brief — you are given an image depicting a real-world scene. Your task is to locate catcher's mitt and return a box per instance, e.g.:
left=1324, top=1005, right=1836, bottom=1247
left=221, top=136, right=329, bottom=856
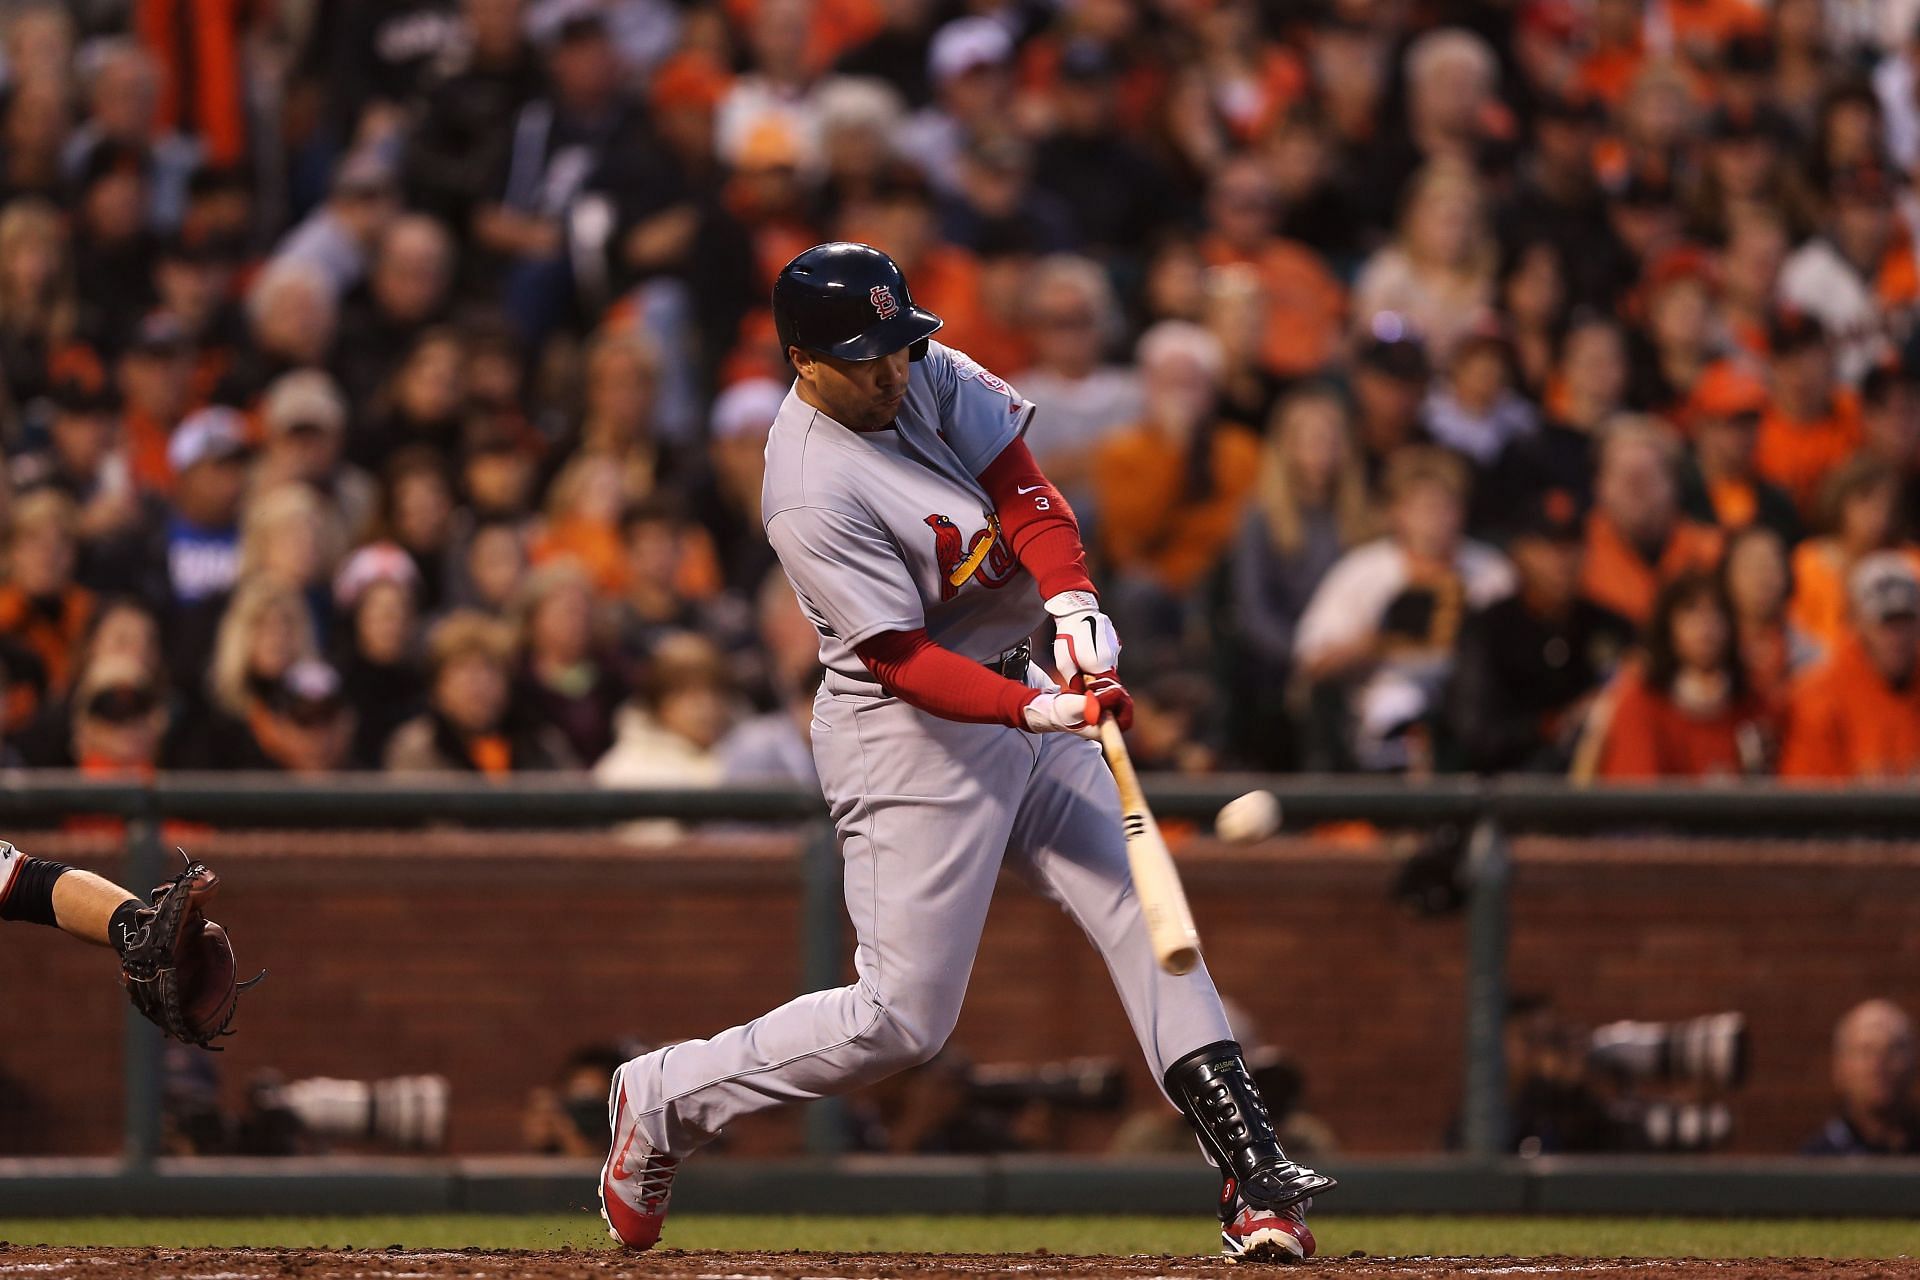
left=118, top=852, right=264, bottom=1048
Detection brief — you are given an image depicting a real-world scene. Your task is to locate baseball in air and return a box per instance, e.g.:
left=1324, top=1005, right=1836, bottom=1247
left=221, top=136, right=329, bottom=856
left=1214, top=790, right=1282, bottom=842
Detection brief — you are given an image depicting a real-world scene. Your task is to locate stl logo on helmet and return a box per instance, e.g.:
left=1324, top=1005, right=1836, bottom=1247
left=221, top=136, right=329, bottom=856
left=869, top=285, right=900, bottom=320
left=925, top=513, right=1016, bottom=601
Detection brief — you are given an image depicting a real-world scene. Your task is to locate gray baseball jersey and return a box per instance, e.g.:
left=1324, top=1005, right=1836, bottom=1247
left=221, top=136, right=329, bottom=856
left=617, top=342, right=1233, bottom=1159
left=762, top=341, right=1043, bottom=676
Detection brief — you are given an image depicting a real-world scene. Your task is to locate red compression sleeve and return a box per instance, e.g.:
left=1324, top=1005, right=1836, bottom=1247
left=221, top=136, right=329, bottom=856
left=978, top=437, right=1096, bottom=598
left=856, top=628, right=1038, bottom=727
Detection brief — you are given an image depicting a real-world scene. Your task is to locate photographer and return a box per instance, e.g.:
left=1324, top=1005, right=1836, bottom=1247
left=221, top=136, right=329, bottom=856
left=1803, top=999, right=1920, bottom=1155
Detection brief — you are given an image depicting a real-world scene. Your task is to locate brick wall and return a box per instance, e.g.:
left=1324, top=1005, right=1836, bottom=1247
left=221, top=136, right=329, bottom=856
left=2, top=829, right=1915, bottom=1158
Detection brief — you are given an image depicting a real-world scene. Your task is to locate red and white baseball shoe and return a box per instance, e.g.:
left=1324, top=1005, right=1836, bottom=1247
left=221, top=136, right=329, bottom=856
left=599, top=1063, right=679, bottom=1250
left=1219, top=1179, right=1317, bottom=1264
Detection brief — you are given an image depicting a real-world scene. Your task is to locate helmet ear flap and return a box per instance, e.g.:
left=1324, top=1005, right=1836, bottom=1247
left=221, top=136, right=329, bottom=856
left=908, top=338, right=930, bottom=362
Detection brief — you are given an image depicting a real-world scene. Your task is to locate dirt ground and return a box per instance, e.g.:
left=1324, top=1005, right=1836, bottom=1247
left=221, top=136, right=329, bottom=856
left=2, top=1248, right=1917, bottom=1280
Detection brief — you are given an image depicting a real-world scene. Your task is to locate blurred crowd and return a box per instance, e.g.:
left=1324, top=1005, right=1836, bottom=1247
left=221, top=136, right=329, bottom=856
left=8, top=0, right=1920, bottom=780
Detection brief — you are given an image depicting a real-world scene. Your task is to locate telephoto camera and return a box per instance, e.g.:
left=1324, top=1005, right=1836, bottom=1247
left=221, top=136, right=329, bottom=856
left=1587, top=1014, right=1748, bottom=1089
left=1587, top=1013, right=1747, bottom=1153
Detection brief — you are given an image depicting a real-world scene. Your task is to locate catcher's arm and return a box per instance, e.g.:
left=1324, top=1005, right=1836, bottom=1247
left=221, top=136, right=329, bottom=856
left=0, top=842, right=142, bottom=948
left=55, top=871, right=144, bottom=948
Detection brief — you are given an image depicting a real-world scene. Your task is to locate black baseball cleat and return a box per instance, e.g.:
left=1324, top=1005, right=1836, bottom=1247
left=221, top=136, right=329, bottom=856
left=1166, top=1040, right=1337, bottom=1262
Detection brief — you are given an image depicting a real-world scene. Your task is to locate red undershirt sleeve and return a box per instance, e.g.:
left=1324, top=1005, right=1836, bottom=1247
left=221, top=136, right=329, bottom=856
left=977, top=437, right=1097, bottom=599
left=855, top=628, right=1038, bottom=727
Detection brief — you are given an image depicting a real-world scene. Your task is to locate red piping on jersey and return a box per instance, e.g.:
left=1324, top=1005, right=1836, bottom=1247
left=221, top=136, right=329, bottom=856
left=856, top=629, right=1037, bottom=727
left=977, top=438, right=1096, bottom=599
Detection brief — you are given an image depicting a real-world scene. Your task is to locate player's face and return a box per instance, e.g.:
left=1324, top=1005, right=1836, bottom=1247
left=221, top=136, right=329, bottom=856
left=792, top=346, right=911, bottom=432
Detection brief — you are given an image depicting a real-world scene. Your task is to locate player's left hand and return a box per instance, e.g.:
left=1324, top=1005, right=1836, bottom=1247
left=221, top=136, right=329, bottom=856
left=1046, top=591, right=1121, bottom=683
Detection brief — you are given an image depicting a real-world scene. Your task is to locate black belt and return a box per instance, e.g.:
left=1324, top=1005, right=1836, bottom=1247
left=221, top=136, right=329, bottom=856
left=982, top=641, right=1031, bottom=679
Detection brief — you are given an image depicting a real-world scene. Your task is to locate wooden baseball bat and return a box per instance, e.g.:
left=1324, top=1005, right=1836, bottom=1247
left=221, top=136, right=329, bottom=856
left=1099, top=718, right=1202, bottom=975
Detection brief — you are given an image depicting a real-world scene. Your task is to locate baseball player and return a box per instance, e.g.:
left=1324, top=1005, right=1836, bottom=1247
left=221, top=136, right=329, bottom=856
left=601, top=243, right=1333, bottom=1262
left=0, top=840, right=257, bottom=1046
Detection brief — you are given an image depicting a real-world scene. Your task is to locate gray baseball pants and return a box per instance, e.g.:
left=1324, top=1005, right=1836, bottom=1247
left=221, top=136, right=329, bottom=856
left=619, top=671, right=1233, bottom=1157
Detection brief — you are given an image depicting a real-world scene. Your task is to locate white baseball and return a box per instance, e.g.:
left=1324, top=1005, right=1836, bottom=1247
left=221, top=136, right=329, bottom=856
left=1214, top=790, right=1282, bottom=842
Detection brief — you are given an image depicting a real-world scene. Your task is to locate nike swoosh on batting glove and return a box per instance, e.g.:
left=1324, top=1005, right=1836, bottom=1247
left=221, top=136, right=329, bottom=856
left=1046, top=590, right=1121, bottom=683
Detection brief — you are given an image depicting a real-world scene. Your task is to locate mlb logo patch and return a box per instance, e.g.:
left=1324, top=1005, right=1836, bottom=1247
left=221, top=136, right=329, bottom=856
left=869, top=285, right=899, bottom=319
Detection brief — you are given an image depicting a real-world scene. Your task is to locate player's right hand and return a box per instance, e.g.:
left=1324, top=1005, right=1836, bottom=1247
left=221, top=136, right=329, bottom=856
left=1021, top=679, right=1133, bottom=740
left=1022, top=692, right=1101, bottom=739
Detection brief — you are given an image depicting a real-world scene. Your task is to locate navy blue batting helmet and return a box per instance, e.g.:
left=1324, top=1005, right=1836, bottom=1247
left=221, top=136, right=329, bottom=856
left=773, top=242, right=943, bottom=363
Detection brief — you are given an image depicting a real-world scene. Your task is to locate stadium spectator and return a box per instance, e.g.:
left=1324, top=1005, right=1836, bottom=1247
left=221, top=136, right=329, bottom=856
left=1013, top=256, right=1141, bottom=492
left=1722, top=523, right=1816, bottom=712
left=1587, top=572, right=1773, bottom=780
left=457, top=517, right=530, bottom=618
left=1484, top=316, right=1629, bottom=523
left=228, top=259, right=339, bottom=409
left=269, top=149, right=399, bottom=305
left=687, top=377, right=782, bottom=596
left=117, top=311, right=197, bottom=492
left=1197, top=155, right=1346, bottom=382
left=1787, top=455, right=1920, bottom=654
left=238, top=484, right=345, bottom=643
left=1858, top=361, right=1920, bottom=537
left=1421, top=323, right=1536, bottom=471
left=595, top=630, right=736, bottom=789
left=0, top=488, right=92, bottom=701
left=385, top=609, right=571, bottom=774
left=1678, top=362, right=1801, bottom=545
left=1579, top=418, right=1725, bottom=626
left=1450, top=491, right=1633, bottom=773
left=514, top=559, right=623, bottom=766
left=206, top=579, right=317, bottom=724
left=1225, top=385, right=1372, bottom=767
left=254, top=370, right=377, bottom=540
left=333, top=542, right=423, bottom=770
left=1778, top=165, right=1900, bottom=387
left=1295, top=446, right=1513, bottom=771
left=333, top=214, right=456, bottom=411
left=381, top=448, right=459, bottom=613
left=1757, top=310, right=1863, bottom=516
left=237, top=658, right=357, bottom=775
left=67, top=650, right=168, bottom=778
left=1779, top=552, right=1920, bottom=778
left=1348, top=332, right=1434, bottom=487
left=1352, top=159, right=1497, bottom=366
left=0, top=199, right=79, bottom=432
left=1093, top=321, right=1258, bottom=650
left=1803, top=999, right=1920, bottom=1155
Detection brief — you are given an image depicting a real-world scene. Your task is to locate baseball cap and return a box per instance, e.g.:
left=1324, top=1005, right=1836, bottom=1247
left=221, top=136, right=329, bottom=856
left=1058, top=38, right=1118, bottom=82
left=76, top=655, right=160, bottom=725
left=1708, top=103, right=1786, bottom=143
left=1850, top=551, right=1920, bottom=624
left=1688, top=361, right=1769, bottom=421
left=1769, top=307, right=1827, bottom=355
left=1827, top=162, right=1898, bottom=205
left=1355, top=331, right=1431, bottom=383
left=333, top=541, right=419, bottom=609
left=1509, top=487, right=1584, bottom=545
left=928, top=17, right=1013, bottom=85
left=167, top=406, right=250, bottom=473
left=270, top=658, right=346, bottom=726
left=262, top=369, right=347, bottom=437
left=128, top=311, right=190, bottom=357
left=710, top=377, right=786, bottom=442
left=78, top=139, right=150, bottom=192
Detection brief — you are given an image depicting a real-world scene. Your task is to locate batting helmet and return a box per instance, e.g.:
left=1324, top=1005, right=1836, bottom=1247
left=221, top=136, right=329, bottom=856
left=773, top=242, right=943, bottom=363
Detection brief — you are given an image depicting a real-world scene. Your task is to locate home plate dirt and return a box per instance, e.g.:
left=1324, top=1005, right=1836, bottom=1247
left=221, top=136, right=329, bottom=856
left=2, top=1250, right=1917, bottom=1280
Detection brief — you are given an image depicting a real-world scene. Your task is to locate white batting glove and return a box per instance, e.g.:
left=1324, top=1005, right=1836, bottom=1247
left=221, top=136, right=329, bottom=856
left=1022, top=692, right=1102, bottom=741
left=1046, top=590, right=1121, bottom=683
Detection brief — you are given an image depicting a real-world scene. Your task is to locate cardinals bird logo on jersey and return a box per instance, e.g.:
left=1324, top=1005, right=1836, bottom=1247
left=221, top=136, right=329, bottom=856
left=926, top=513, right=1017, bottom=601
